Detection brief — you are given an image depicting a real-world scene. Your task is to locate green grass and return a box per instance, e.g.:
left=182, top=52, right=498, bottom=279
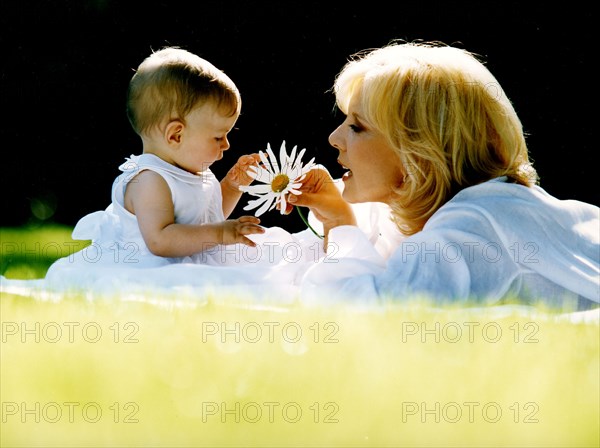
left=1, top=224, right=90, bottom=279
left=1, top=226, right=599, bottom=447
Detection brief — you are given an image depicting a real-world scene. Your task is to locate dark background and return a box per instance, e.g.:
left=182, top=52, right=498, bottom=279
left=1, top=1, right=596, bottom=233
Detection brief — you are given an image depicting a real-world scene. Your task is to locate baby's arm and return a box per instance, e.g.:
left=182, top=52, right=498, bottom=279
left=125, top=170, right=264, bottom=258
left=220, top=154, right=261, bottom=218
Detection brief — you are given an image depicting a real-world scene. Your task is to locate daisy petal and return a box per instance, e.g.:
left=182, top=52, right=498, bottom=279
left=258, top=150, right=274, bottom=175
left=245, top=166, right=259, bottom=180
left=279, top=193, right=287, bottom=215
left=244, top=194, right=271, bottom=210
left=292, top=148, right=307, bottom=172
left=240, top=184, right=272, bottom=194
left=268, top=198, right=279, bottom=212
left=255, top=195, right=276, bottom=217
left=288, top=145, right=297, bottom=168
left=302, top=157, right=316, bottom=170
left=279, top=141, right=288, bottom=171
left=266, top=143, right=280, bottom=174
left=249, top=165, right=274, bottom=184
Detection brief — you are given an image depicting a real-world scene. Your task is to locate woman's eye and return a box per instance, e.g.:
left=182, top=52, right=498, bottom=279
left=349, top=124, right=362, bottom=133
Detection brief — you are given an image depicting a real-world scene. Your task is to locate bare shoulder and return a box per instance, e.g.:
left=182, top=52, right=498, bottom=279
left=123, top=169, right=172, bottom=214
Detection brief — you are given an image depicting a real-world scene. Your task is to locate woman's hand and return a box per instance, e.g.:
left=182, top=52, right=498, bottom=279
left=286, top=166, right=357, bottom=236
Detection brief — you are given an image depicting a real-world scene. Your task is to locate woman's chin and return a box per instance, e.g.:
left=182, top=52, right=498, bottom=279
left=342, top=175, right=371, bottom=203
left=341, top=186, right=359, bottom=204
left=342, top=184, right=377, bottom=204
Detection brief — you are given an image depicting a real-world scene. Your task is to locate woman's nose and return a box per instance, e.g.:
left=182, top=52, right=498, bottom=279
left=328, top=126, right=343, bottom=151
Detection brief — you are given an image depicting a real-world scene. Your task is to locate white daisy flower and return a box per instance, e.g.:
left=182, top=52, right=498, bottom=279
left=239, top=141, right=316, bottom=216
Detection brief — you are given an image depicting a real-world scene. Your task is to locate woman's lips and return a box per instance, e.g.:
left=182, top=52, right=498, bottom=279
left=338, top=159, right=352, bottom=180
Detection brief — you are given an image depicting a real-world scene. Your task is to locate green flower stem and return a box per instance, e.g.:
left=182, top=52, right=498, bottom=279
left=296, top=206, right=324, bottom=239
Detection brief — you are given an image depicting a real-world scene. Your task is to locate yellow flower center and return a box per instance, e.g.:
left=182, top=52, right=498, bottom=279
left=271, top=174, right=290, bottom=193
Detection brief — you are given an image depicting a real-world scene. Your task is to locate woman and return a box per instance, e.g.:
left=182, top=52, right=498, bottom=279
left=288, top=41, right=599, bottom=309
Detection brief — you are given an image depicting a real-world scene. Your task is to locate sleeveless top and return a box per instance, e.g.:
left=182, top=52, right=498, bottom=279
left=70, top=153, right=224, bottom=267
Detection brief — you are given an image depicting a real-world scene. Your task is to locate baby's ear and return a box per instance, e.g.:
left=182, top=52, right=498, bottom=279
left=165, top=120, right=184, bottom=146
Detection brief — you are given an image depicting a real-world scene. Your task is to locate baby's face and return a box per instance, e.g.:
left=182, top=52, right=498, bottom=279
left=174, top=103, right=238, bottom=174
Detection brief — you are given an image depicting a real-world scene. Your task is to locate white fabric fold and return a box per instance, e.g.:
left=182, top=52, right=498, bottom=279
left=300, top=178, right=600, bottom=310
left=3, top=175, right=598, bottom=313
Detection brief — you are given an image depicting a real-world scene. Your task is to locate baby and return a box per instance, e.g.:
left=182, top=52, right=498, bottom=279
left=52, top=46, right=265, bottom=270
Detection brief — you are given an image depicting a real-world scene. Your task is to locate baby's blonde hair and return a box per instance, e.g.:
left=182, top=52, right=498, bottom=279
left=333, top=41, right=537, bottom=235
left=127, top=47, right=241, bottom=136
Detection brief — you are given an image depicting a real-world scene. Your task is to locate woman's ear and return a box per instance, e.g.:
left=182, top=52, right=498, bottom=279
left=165, top=120, right=184, bottom=147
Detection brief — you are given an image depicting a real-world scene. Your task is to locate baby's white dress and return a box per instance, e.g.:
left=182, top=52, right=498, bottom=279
left=40, top=154, right=343, bottom=299
left=57, top=153, right=226, bottom=267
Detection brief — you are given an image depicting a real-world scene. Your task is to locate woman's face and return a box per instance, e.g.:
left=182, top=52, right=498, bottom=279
left=328, top=93, right=405, bottom=204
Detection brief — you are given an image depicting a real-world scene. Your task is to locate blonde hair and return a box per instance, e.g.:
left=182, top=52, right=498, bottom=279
left=126, top=47, right=241, bottom=136
left=333, top=41, right=538, bottom=235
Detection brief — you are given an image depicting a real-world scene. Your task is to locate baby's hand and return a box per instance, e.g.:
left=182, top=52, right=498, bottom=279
left=224, top=154, right=262, bottom=189
left=220, top=216, right=265, bottom=246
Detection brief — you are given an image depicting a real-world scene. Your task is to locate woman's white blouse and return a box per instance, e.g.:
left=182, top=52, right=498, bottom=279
left=301, top=177, right=600, bottom=309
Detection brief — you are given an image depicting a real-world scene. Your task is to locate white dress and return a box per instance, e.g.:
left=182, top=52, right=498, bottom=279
left=38, top=155, right=341, bottom=298
left=44, top=153, right=226, bottom=273
left=4, top=171, right=598, bottom=313
left=300, top=177, right=600, bottom=310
